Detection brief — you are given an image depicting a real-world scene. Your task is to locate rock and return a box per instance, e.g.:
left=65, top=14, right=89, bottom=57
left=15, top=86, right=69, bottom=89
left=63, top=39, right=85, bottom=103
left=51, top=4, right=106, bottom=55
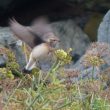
left=72, top=57, right=100, bottom=81
left=0, top=27, right=17, bottom=46
left=0, top=55, right=7, bottom=67
left=72, top=55, right=100, bottom=80
left=99, top=67, right=110, bottom=89
left=9, top=42, right=26, bottom=69
left=98, top=10, right=110, bottom=43
left=78, top=67, right=100, bottom=80
left=0, top=27, right=26, bottom=69
left=72, top=56, right=86, bottom=70
left=72, top=42, right=110, bottom=80
left=97, top=10, right=110, bottom=71
left=51, top=19, right=90, bottom=59
left=71, top=10, right=110, bottom=80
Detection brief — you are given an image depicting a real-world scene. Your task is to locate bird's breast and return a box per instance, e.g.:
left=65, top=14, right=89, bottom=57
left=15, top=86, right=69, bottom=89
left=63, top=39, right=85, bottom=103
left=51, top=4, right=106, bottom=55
left=31, top=43, right=50, bottom=60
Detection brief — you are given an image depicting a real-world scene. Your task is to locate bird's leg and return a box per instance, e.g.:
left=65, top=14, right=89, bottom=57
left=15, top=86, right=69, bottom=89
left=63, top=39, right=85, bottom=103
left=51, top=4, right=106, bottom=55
left=37, top=61, right=42, bottom=69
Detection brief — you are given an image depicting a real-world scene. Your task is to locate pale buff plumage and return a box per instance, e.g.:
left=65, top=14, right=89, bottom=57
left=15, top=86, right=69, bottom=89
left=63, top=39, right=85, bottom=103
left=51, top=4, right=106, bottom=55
left=9, top=18, right=60, bottom=72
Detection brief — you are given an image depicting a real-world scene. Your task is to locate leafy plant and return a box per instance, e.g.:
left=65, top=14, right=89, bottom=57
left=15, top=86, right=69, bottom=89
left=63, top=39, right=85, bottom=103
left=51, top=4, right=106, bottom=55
left=1, top=43, right=110, bottom=110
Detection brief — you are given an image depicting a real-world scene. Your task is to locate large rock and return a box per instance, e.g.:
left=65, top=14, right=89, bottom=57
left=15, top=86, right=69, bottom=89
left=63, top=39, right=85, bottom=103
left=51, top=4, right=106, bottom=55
left=0, top=27, right=16, bottom=45
left=73, top=10, right=110, bottom=80
left=98, top=10, right=110, bottom=43
left=51, top=19, right=90, bottom=57
left=97, top=10, right=110, bottom=70
left=0, top=27, right=26, bottom=69
left=0, top=55, right=7, bottom=67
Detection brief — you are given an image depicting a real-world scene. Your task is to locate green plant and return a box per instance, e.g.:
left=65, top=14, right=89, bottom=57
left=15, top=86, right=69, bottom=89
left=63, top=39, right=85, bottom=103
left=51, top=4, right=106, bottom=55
left=1, top=46, right=110, bottom=110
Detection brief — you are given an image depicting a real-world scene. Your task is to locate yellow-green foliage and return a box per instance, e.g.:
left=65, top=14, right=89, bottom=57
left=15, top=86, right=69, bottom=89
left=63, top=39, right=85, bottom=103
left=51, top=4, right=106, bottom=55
left=1, top=44, right=110, bottom=110
left=0, top=68, right=14, bottom=79
left=0, top=47, right=20, bottom=79
left=54, top=48, right=72, bottom=64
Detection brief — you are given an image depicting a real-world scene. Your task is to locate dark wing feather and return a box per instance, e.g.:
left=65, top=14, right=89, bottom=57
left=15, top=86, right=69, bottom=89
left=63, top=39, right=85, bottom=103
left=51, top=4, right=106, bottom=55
left=31, top=17, right=52, bottom=40
left=9, top=19, right=44, bottom=48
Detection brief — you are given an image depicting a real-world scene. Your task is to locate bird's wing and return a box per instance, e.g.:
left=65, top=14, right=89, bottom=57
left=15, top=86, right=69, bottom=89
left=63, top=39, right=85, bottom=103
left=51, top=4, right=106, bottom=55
left=31, top=16, right=49, bottom=26
left=9, top=19, right=44, bottom=48
left=31, top=17, right=53, bottom=40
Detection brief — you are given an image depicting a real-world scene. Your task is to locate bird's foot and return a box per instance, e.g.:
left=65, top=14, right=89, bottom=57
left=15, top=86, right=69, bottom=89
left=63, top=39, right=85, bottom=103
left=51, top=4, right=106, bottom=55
left=22, top=68, right=31, bottom=74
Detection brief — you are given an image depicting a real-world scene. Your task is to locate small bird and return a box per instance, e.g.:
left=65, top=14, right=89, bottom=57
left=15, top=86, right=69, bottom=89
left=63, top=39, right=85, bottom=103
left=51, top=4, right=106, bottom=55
left=9, top=18, right=60, bottom=72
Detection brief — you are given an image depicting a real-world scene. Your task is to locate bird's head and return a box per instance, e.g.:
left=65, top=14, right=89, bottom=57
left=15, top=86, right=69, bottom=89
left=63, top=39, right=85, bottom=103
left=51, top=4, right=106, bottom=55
left=45, top=33, right=60, bottom=46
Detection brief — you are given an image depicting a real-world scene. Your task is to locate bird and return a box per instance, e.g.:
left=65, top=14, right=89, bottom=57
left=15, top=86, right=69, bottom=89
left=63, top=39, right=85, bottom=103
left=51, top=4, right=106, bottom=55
left=9, top=18, right=60, bottom=73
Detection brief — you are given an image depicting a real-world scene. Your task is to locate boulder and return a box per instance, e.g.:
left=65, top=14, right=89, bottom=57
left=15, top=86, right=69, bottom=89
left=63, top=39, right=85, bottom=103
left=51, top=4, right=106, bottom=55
left=0, top=27, right=26, bottom=69
left=73, top=10, right=110, bottom=80
left=98, top=10, right=110, bottom=43
left=51, top=19, right=90, bottom=58
left=97, top=10, right=110, bottom=70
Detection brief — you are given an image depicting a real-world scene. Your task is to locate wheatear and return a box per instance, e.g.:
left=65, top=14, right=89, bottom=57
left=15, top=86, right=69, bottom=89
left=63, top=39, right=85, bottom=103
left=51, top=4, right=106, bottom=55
left=9, top=18, right=60, bottom=72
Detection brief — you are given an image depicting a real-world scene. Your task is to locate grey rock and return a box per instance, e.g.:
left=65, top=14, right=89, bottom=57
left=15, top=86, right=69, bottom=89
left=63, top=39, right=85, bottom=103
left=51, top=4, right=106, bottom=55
left=0, top=27, right=17, bottom=46
left=78, top=67, right=100, bottom=80
left=72, top=56, right=86, bottom=70
left=0, top=55, right=7, bottom=67
left=73, top=52, right=110, bottom=80
left=72, top=49, right=110, bottom=80
left=72, top=10, right=110, bottom=80
left=97, top=10, right=110, bottom=71
left=98, top=10, right=110, bottom=43
left=9, top=42, right=26, bottom=69
left=72, top=54, right=100, bottom=79
left=72, top=56, right=101, bottom=80
left=51, top=19, right=90, bottom=57
left=0, top=27, right=26, bottom=69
